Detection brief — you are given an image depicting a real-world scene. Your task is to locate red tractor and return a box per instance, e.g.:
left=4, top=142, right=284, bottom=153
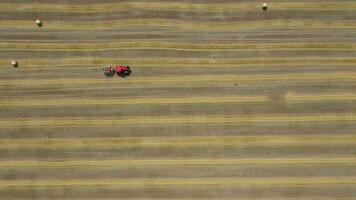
left=103, top=65, right=131, bottom=77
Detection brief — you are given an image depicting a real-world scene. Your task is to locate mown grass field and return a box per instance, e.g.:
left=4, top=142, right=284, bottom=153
left=1, top=0, right=356, bottom=199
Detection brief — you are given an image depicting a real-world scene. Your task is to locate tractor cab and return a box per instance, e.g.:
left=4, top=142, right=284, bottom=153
left=115, top=65, right=131, bottom=77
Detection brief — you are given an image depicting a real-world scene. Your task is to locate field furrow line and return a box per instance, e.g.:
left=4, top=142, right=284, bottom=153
left=1, top=177, right=355, bottom=187
left=1, top=72, right=355, bottom=87
left=0, top=158, right=355, bottom=168
left=1, top=2, right=356, bottom=13
left=2, top=57, right=355, bottom=67
left=1, top=19, right=356, bottom=30
left=1, top=93, right=356, bottom=107
left=0, top=134, right=355, bottom=149
left=2, top=42, right=356, bottom=51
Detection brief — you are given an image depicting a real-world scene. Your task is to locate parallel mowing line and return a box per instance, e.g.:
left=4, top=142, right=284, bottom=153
left=1, top=57, right=355, bottom=67
left=286, top=93, right=356, bottom=103
left=1, top=115, right=356, bottom=127
left=72, top=198, right=356, bottom=200
left=1, top=2, right=356, bottom=13
left=42, top=199, right=356, bottom=200
left=0, top=96, right=268, bottom=107
left=1, top=93, right=356, bottom=107
left=87, top=199, right=356, bottom=200
left=1, top=19, right=356, bottom=30
left=0, top=134, right=355, bottom=149
left=5, top=48, right=355, bottom=52
left=0, top=158, right=356, bottom=168
left=7, top=63, right=356, bottom=71
left=2, top=42, right=356, bottom=51
left=0, top=73, right=355, bottom=86
left=1, top=177, right=356, bottom=187
left=97, top=199, right=356, bottom=200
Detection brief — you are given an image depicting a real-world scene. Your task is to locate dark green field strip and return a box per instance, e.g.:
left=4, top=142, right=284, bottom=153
left=2, top=63, right=355, bottom=76
left=0, top=30, right=194, bottom=42
left=1, top=92, right=356, bottom=106
left=0, top=134, right=355, bottom=149
left=2, top=19, right=356, bottom=31
left=1, top=120, right=356, bottom=138
left=0, top=0, right=348, bottom=3
left=2, top=29, right=356, bottom=43
left=1, top=100, right=355, bottom=118
left=1, top=79, right=355, bottom=99
left=3, top=41, right=356, bottom=51
left=0, top=163, right=355, bottom=179
left=2, top=9, right=356, bottom=22
left=2, top=83, right=356, bottom=101
left=1, top=74, right=355, bottom=93
left=4, top=42, right=356, bottom=53
left=1, top=158, right=355, bottom=168
left=1, top=71, right=356, bottom=84
left=0, top=145, right=354, bottom=161
left=0, top=0, right=246, bottom=2
left=2, top=64, right=356, bottom=80
left=2, top=57, right=356, bottom=68
left=0, top=185, right=355, bottom=199
left=2, top=36, right=356, bottom=60
left=1, top=115, right=356, bottom=128
left=2, top=2, right=356, bottom=13
left=0, top=177, right=355, bottom=188
left=4, top=50, right=356, bottom=60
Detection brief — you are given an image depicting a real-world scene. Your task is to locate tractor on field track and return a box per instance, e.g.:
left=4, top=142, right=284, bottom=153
left=103, top=65, right=131, bottom=77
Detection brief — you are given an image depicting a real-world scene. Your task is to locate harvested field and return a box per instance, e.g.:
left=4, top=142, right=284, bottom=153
left=1, top=0, right=356, bottom=199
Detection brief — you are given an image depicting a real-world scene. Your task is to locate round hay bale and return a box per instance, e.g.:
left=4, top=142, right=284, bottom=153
left=11, top=60, right=18, bottom=67
left=36, top=19, right=43, bottom=27
left=262, top=3, right=268, bottom=10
